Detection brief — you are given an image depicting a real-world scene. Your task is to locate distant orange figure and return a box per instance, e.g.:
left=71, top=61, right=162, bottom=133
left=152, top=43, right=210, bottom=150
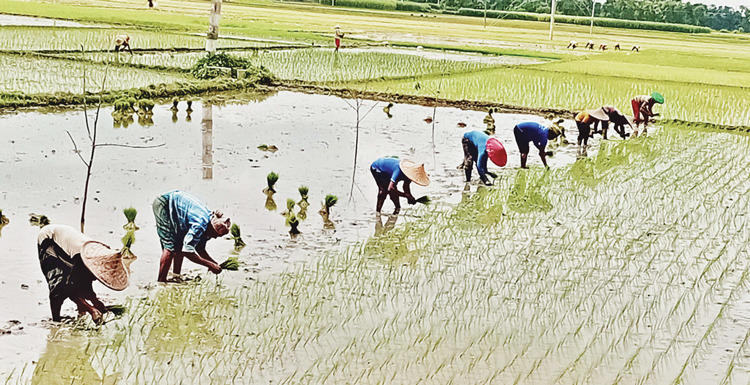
left=333, top=25, right=344, bottom=52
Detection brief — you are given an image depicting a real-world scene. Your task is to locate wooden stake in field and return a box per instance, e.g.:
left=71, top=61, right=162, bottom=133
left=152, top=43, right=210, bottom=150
left=549, top=0, right=557, bottom=40
left=206, top=0, right=222, bottom=53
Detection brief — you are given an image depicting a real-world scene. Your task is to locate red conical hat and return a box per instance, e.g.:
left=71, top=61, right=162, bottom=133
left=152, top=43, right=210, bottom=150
left=486, top=138, right=507, bottom=167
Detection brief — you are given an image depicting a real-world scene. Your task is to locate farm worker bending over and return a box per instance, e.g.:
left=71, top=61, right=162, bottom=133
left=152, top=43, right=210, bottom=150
left=631, top=92, right=664, bottom=131
left=461, top=130, right=507, bottom=186
left=152, top=190, right=231, bottom=282
left=38, top=224, right=132, bottom=323
left=370, top=157, right=430, bottom=214
left=333, top=25, right=344, bottom=52
left=513, top=121, right=564, bottom=169
left=114, top=34, right=133, bottom=54
left=574, top=110, right=602, bottom=147
left=598, top=105, right=633, bottom=139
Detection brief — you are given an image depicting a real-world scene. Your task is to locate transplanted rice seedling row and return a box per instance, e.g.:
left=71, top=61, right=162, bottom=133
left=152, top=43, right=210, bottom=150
left=0, top=27, right=263, bottom=52
left=56, top=49, right=502, bottom=83
left=0, top=53, right=189, bottom=94
left=367, top=68, right=750, bottom=127
left=19, top=123, right=750, bottom=384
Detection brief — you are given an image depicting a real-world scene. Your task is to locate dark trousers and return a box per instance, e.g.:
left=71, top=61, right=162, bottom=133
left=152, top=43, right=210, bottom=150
left=461, top=137, right=479, bottom=182
left=576, top=121, right=591, bottom=145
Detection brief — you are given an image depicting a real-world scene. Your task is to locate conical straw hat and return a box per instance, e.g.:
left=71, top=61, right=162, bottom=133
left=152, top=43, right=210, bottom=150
left=586, top=107, right=610, bottom=121
left=486, top=138, right=507, bottom=167
left=80, top=241, right=130, bottom=291
left=399, top=159, right=430, bottom=186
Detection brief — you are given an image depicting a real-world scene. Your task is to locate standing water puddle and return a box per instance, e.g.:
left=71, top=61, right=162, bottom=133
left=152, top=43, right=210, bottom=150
left=0, top=90, right=593, bottom=373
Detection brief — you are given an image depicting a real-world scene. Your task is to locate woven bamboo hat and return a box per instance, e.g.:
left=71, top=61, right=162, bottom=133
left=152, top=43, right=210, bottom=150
left=586, top=107, right=610, bottom=121
left=399, top=160, right=430, bottom=186
left=81, top=241, right=130, bottom=291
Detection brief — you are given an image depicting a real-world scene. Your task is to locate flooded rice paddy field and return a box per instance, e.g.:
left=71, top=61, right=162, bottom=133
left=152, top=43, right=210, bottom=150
left=0, top=90, right=584, bottom=380
left=5, top=91, right=750, bottom=384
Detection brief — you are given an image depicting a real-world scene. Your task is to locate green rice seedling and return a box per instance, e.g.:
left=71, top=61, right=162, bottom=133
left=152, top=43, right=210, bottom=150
left=219, top=257, right=240, bottom=271
left=120, top=230, right=136, bottom=259
left=288, top=212, right=301, bottom=236
left=105, top=304, right=127, bottom=317
left=28, top=213, right=50, bottom=227
left=298, top=186, right=310, bottom=208
left=230, top=223, right=246, bottom=250
left=170, top=97, right=179, bottom=111
left=137, top=99, right=155, bottom=114
left=122, top=207, right=139, bottom=231
left=415, top=196, right=431, bottom=205
left=186, top=100, right=194, bottom=113
left=264, top=172, right=279, bottom=194
left=321, top=195, right=338, bottom=215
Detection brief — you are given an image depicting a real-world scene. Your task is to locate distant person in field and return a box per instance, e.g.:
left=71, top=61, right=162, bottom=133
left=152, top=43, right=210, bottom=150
left=37, top=224, right=131, bottom=323
left=333, top=25, right=344, bottom=52
left=483, top=108, right=496, bottom=135
left=631, top=92, right=664, bottom=133
left=370, top=157, right=430, bottom=214
left=599, top=105, right=632, bottom=139
left=599, top=44, right=607, bottom=51
left=614, top=43, right=621, bottom=51
left=460, top=130, right=507, bottom=186
left=631, top=45, right=641, bottom=52
left=114, top=34, right=133, bottom=54
left=567, top=40, right=578, bottom=49
left=513, top=121, right=564, bottom=169
left=152, top=190, right=231, bottom=282
left=585, top=40, right=595, bottom=49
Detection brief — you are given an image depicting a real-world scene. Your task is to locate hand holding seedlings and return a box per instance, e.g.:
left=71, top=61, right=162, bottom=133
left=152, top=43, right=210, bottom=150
left=219, top=256, right=240, bottom=271
left=37, top=225, right=131, bottom=323
left=152, top=191, right=231, bottom=282
left=370, top=158, right=430, bottom=214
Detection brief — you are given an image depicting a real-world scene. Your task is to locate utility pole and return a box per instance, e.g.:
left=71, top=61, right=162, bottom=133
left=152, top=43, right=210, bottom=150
left=590, top=0, right=596, bottom=35
left=549, top=0, right=557, bottom=40
left=201, top=103, right=214, bottom=180
left=206, top=0, right=221, bottom=53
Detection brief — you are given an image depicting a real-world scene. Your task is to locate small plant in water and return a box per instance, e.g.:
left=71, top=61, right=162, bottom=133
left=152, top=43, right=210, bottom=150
left=288, top=212, right=301, bottom=236
left=29, top=213, right=50, bottom=227
left=122, top=207, right=139, bottom=231
left=230, top=223, right=246, bottom=250
left=220, top=256, right=240, bottom=271
left=120, top=230, right=136, bottom=259
left=264, top=172, right=279, bottom=194
left=319, top=194, right=338, bottom=229
left=298, top=186, right=310, bottom=208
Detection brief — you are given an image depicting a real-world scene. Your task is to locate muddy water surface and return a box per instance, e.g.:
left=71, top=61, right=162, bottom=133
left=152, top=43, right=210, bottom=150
left=0, top=90, right=592, bottom=374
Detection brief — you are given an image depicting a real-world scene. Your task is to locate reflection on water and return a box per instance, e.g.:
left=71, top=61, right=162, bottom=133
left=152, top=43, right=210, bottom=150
left=374, top=212, right=398, bottom=237
left=201, top=104, right=214, bottom=180
left=507, top=169, right=553, bottom=213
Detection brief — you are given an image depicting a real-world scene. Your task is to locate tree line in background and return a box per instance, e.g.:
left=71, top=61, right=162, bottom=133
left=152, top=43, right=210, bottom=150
left=440, top=0, right=749, bottom=31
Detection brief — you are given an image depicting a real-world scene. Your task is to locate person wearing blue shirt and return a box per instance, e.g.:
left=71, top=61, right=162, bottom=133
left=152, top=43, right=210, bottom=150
left=461, top=131, right=507, bottom=186
left=152, top=190, right=231, bottom=282
left=513, top=121, right=563, bottom=169
left=370, top=157, right=430, bottom=214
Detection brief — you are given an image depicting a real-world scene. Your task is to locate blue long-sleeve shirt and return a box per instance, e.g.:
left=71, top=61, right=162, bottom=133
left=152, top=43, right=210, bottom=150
left=515, top=121, right=549, bottom=150
left=464, top=131, right=490, bottom=178
left=370, top=157, right=410, bottom=184
left=164, top=190, right=212, bottom=253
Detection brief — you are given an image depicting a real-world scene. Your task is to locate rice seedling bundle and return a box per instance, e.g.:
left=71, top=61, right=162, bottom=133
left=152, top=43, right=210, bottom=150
left=122, top=207, right=139, bottom=231
left=265, top=172, right=279, bottom=194
left=230, top=223, right=246, bottom=249
left=220, top=256, right=240, bottom=271
left=28, top=213, right=50, bottom=227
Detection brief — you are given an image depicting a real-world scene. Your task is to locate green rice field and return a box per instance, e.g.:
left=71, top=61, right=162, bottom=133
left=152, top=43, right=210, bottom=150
left=24, top=124, right=750, bottom=384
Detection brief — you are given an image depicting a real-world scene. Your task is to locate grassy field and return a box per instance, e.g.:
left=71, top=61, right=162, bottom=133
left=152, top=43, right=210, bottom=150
left=24, top=124, right=750, bottom=384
